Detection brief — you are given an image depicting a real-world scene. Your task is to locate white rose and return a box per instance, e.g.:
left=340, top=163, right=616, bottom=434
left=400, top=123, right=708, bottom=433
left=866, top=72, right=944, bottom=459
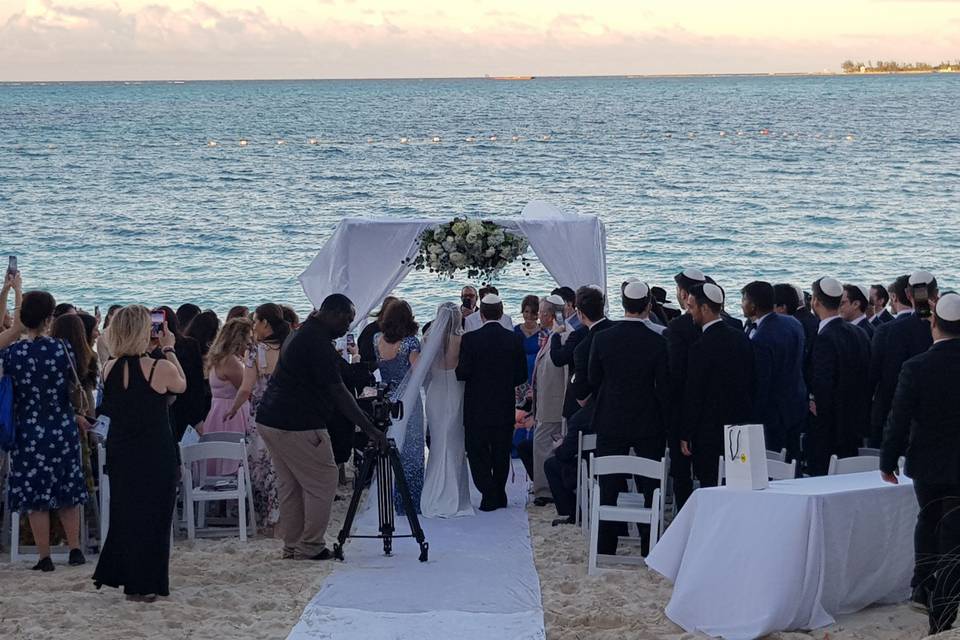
left=465, top=232, right=478, bottom=245
left=442, top=240, right=455, bottom=252
left=449, top=252, right=467, bottom=267
left=433, top=228, right=445, bottom=241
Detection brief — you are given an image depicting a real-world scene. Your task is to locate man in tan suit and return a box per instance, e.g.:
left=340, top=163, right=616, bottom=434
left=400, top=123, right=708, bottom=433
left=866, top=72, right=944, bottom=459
left=531, top=295, right=569, bottom=505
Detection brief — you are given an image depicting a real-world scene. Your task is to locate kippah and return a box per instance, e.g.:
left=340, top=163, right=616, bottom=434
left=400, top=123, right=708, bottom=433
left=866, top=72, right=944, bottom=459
left=856, top=284, right=871, bottom=301
left=587, top=284, right=604, bottom=292
left=936, top=293, right=960, bottom=322
left=682, top=268, right=706, bottom=282
left=703, top=283, right=724, bottom=304
left=481, top=294, right=501, bottom=305
left=623, top=281, right=650, bottom=300
left=793, top=285, right=805, bottom=305
left=909, top=270, right=935, bottom=286
left=545, top=294, right=565, bottom=306
left=819, top=277, right=843, bottom=298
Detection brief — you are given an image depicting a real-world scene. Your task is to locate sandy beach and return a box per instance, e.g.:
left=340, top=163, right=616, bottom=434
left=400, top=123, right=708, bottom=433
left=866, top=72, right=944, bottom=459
left=0, top=492, right=954, bottom=640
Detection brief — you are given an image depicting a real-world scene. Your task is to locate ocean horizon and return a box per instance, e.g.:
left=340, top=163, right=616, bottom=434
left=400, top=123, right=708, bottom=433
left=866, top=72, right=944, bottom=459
left=2, top=74, right=958, bottom=321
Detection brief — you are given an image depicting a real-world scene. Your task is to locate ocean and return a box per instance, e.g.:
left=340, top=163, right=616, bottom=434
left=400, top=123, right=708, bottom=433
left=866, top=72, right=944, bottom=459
left=1, top=74, right=958, bottom=320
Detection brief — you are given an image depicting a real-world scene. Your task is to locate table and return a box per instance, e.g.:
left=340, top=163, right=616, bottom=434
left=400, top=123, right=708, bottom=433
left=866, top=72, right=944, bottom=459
left=645, top=472, right=918, bottom=640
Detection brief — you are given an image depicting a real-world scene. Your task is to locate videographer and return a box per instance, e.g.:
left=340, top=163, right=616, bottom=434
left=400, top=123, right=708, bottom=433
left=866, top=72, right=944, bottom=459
left=256, top=294, right=387, bottom=561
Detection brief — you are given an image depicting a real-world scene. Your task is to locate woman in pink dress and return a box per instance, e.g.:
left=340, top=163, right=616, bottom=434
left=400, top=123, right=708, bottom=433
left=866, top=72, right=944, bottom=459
left=201, top=317, right=253, bottom=476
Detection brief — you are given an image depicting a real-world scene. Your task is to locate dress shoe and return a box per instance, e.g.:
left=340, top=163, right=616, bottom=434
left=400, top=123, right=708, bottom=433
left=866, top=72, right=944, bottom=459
left=302, top=548, right=332, bottom=561
left=910, top=585, right=930, bottom=613
left=68, top=549, right=86, bottom=566
left=533, top=497, right=554, bottom=507
left=551, top=516, right=575, bottom=526
left=479, top=496, right=497, bottom=512
left=31, top=556, right=54, bottom=572
left=498, top=493, right=509, bottom=509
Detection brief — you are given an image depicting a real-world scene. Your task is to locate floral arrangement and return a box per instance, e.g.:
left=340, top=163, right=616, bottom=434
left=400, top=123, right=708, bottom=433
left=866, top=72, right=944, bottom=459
left=411, top=217, right=530, bottom=282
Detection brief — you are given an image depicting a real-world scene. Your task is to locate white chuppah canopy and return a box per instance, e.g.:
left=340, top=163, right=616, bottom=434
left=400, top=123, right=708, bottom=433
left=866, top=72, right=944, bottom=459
left=298, top=200, right=608, bottom=323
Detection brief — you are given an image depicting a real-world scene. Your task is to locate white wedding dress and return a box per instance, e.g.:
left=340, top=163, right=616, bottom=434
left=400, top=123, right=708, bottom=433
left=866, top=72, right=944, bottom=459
left=419, top=304, right=475, bottom=518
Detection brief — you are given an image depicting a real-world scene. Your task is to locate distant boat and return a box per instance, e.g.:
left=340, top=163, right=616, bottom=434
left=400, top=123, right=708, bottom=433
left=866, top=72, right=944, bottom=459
left=484, top=75, right=535, bottom=81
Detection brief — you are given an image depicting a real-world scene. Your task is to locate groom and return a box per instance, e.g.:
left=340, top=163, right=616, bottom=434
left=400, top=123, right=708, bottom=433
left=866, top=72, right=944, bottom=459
left=456, top=293, right=528, bottom=511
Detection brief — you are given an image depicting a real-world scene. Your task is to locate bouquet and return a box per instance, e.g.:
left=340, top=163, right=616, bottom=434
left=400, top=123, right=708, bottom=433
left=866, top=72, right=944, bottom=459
left=411, top=217, right=530, bottom=282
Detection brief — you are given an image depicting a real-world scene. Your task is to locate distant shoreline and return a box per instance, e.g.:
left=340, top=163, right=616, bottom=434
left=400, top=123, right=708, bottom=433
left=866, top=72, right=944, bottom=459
left=3, top=71, right=958, bottom=85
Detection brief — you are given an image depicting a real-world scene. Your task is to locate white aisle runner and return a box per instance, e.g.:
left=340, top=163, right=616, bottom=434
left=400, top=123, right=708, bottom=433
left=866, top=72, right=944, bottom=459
left=287, top=461, right=546, bottom=640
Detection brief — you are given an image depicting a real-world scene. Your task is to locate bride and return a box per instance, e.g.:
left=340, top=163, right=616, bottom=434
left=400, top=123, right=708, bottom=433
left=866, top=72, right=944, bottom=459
left=419, top=302, right=474, bottom=518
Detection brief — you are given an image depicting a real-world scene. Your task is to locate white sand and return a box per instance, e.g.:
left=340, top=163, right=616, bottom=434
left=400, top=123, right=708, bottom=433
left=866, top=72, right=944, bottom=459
left=0, top=491, right=952, bottom=640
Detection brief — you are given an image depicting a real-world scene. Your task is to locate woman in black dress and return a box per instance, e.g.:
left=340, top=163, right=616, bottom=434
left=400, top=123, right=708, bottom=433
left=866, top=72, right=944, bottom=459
left=92, top=305, right=186, bottom=601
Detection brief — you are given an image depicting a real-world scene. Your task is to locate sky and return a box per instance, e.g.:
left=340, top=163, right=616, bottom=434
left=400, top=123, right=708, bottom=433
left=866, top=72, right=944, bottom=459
left=1, top=0, right=959, bottom=81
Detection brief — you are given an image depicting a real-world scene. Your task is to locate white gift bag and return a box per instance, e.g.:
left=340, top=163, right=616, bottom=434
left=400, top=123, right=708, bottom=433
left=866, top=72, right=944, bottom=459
left=723, top=424, right=768, bottom=490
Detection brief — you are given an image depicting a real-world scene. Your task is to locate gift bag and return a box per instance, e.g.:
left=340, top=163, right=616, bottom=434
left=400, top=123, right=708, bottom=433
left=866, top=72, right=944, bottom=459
left=723, top=424, right=768, bottom=490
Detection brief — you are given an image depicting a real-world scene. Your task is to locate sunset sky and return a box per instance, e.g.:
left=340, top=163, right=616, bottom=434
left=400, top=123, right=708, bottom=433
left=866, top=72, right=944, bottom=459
left=1, top=0, right=959, bottom=80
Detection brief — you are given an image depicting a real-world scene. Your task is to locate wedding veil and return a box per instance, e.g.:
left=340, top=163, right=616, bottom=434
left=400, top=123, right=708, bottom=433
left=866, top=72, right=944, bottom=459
left=387, top=302, right=462, bottom=451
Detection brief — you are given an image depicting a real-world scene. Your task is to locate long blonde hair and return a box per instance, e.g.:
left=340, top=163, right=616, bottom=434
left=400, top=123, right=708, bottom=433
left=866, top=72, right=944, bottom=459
left=105, top=305, right=151, bottom=357
left=207, top=317, right=253, bottom=373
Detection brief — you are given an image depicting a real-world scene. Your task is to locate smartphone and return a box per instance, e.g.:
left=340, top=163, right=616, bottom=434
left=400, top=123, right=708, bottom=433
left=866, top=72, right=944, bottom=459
left=554, top=308, right=565, bottom=330
left=150, top=310, right=165, bottom=338
left=6, top=256, right=17, bottom=278
left=345, top=333, right=356, bottom=348
left=913, top=285, right=931, bottom=319
left=94, top=305, right=100, bottom=317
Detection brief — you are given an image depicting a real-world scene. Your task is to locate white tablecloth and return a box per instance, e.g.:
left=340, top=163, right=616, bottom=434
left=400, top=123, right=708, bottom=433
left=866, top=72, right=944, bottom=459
left=646, top=472, right=918, bottom=640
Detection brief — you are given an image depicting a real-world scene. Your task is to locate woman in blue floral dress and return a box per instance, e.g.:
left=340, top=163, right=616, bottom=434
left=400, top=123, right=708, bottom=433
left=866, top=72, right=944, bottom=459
left=373, top=300, right=424, bottom=515
left=0, top=284, right=88, bottom=572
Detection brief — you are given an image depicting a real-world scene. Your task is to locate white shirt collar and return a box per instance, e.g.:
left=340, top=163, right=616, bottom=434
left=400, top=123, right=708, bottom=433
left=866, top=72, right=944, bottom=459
left=850, top=314, right=866, bottom=325
left=621, top=316, right=645, bottom=322
left=896, top=309, right=914, bottom=318
left=702, top=318, right=723, bottom=332
left=934, top=338, right=955, bottom=344
left=755, top=312, right=773, bottom=329
left=818, top=315, right=842, bottom=334
left=588, top=317, right=608, bottom=330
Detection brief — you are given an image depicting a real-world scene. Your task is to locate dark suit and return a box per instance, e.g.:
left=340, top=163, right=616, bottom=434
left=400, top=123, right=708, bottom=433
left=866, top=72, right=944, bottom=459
left=682, top=321, right=755, bottom=486
left=667, top=313, right=700, bottom=509
left=544, top=406, right=593, bottom=518
left=550, top=326, right=588, bottom=420
left=806, top=317, right=871, bottom=475
left=456, top=321, right=528, bottom=507
left=329, top=360, right=376, bottom=464
left=721, top=311, right=744, bottom=331
left=588, top=319, right=670, bottom=554
left=870, top=309, right=894, bottom=327
left=570, top=319, right=614, bottom=405
left=794, top=309, right=820, bottom=374
left=853, top=316, right=875, bottom=339
left=750, top=313, right=807, bottom=461
left=869, top=312, right=933, bottom=447
left=881, top=339, right=960, bottom=624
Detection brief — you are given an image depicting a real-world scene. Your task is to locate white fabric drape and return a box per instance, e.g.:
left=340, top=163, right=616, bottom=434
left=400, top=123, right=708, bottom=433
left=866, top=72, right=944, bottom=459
left=298, top=218, right=435, bottom=325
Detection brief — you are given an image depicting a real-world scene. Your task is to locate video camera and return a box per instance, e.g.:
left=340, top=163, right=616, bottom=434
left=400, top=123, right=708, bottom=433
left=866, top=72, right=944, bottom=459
left=362, top=383, right=404, bottom=431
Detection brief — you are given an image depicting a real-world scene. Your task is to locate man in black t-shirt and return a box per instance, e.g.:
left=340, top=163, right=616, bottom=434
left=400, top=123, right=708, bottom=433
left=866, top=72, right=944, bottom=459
left=257, top=294, right=386, bottom=561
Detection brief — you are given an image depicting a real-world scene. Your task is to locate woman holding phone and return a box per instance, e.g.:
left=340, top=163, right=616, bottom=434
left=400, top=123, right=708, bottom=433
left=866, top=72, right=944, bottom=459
left=93, top=305, right=185, bottom=600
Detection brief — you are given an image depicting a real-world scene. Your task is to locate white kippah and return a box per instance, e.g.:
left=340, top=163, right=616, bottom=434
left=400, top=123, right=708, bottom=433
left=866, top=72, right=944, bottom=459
left=587, top=283, right=604, bottom=292
left=623, top=281, right=649, bottom=300
left=857, top=284, right=871, bottom=302
left=936, top=293, right=960, bottom=322
left=793, top=285, right=805, bottom=305
left=703, top=283, right=724, bottom=304
left=819, top=277, right=843, bottom=298
left=682, top=267, right=706, bottom=282
left=909, top=270, right=935, bottom=286
left=481, top=293, right=501, bottom=305
left=545, top=294, right=565, bottom=306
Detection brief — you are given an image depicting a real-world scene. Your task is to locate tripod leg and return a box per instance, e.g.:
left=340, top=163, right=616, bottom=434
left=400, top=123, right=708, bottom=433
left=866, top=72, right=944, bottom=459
left=334, top=449, right=378, bottom=561
left=389, top=447, right=429, bottom=562
left=378, top=450, right=394, bottom=556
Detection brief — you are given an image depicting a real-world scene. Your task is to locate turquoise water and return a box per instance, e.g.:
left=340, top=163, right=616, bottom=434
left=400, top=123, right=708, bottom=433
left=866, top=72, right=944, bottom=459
left=1, top=75, right=958, bottom=319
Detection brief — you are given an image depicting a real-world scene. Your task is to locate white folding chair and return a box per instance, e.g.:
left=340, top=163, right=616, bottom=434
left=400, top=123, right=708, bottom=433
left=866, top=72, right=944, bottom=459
left=827, top=454, right=880, bottom=476
left=858, top=447, right=882, bottom=457
left=588, top=453, right=665, bottom=576
left=615, top=447, right=670, bottom=539
left=766, top=448, right=788, bottom=462
left=766, top=458, right=797, bottom=481
left=576, top=433, right=598, bottom=535
left=193, top=432, right=253, bottom=530
left=180, top=440, right=255, bottom=541
left=97, top=443, right=110, bottom=544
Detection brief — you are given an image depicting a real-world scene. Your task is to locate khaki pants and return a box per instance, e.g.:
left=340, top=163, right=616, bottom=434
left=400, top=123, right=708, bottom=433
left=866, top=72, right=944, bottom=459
left=533, top=421, right=563, bottom=498
left=257, top=424, right=338, bottom=558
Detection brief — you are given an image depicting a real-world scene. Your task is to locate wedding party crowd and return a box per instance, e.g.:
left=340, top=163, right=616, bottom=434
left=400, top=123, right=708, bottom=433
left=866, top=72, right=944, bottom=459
left=1, top=263, right=959, bottom=633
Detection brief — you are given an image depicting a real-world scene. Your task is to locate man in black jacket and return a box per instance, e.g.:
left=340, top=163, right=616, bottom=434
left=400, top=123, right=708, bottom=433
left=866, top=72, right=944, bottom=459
left=805, top=277, right=872, bottom=476
left=456, top=293, right=528, bottom=511
left=681, top=283, right=755, bottom=487
left=544, top=286, right=608, bottom=524
left=589, top=281, right=670, bottom=555
left=667, top=268, right=708, bottom=510
left=881, top=293, right=958, bottom=628
left=840, top=284, right=875, bottom=339
left=869, top=284, right=894, bottom=327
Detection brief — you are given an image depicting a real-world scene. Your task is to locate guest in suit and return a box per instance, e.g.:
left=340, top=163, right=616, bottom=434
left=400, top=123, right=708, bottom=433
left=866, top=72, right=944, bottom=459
left=742, top=281, right=807, bottom=461
left=544, top=286, right=607, bottom=524
left=806, top=277, right=872, bottom=475
left=530, top=295, right=569, bottom=505
left=869, top=284, right=894, bottom=326
left=456, top=293, right=528, bottom=511
left=881, top=293, right=960, bottom=629
left=464, top=285, right=514, bottom=332
left=869, top=272, right=937, bottom=447
left=549, top=294, right=587, bottom=419
left=681, top=283, right=755, bottom=487
left=666, top=268, right=707, bottom=510
left=589, top=281, right=670, bottom=555
left=551, top=286, right=582, bottom=331
left=840, top=284, right=875, bottom=338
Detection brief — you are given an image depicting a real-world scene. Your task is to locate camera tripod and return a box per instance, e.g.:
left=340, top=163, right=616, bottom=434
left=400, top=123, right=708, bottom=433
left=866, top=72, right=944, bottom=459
left=333, top=438, right=429, bottom=562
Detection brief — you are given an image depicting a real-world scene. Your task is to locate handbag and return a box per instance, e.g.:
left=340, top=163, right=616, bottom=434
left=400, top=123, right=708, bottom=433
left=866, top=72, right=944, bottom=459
left=61, top=340, right=90, bottom=418
left=0, top=361, right=15, bottom=451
